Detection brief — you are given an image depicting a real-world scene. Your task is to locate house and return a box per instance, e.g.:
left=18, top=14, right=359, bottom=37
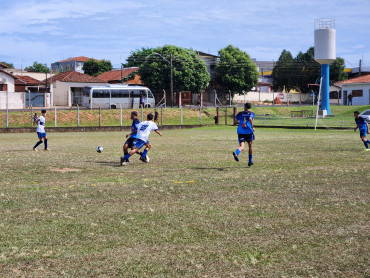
left=335, top=74, right=370, bottom=105
left=0, top=68, right=17, bottom=92
left=98, top=67, right=142, bottom=84
left=51, top=56, right=98, bottom=73
left=15, top=75, right=45, bottom=92
left=45, top=71, right=106, bottom=106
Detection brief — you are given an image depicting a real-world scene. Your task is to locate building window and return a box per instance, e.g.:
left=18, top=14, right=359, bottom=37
left=352, top=90, right=363, bottom=97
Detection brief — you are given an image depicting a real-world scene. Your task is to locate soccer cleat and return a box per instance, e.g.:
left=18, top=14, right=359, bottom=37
left=248, top=162, right=254, bottom=167
left=233, top=152, right=239, bottom=162
left=365, top=148, right=370, bottom=151
left=139, top=156, right=148, bottom=163
left=120, top=156, right=129, bottom=166
left=33, top=148, right=38, bottom=151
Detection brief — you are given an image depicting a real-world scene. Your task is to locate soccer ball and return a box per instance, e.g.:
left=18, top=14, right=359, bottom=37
left=96, top=146, right=103, bottom=153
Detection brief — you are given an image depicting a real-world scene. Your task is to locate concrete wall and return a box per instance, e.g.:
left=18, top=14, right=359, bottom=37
left=233, top=91, right=310, bottom=104
left=53, top=81, right=106, bottom=106
left=340, top=84, right=370, bottom=105
left=0, top=92, right=25, bottom=109
left=0, top=71, right=15, bottom=92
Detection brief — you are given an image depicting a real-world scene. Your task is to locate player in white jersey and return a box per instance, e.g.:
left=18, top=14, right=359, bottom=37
left=33, top=110, right=50, bottom=151
left=121, top=113, right=162, bottom=165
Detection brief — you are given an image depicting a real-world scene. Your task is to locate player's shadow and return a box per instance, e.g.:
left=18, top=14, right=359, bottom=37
left=191, top=166, right=249, bottom=171
left=86, top=160, right=121, bottom=168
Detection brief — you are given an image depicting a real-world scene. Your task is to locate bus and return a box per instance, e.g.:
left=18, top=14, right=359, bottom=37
left=81, top=84, right=155, bottom=109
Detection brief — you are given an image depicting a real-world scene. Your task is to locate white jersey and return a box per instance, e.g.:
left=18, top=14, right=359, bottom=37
left=36, top=115, right=46, bottom=133
left=136, top=121, right=158, bottom=142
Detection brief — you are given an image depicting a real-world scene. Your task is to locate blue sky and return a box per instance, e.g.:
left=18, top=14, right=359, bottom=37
left=0, top=0, right=369, bottom=69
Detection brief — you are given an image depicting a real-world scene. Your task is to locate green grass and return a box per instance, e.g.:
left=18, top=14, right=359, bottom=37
left=0, top=127, right=369, bottom=277
left=1, top=105, right=369, bottom=128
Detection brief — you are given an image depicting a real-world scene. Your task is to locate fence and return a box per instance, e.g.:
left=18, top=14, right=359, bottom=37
left=0, top=105, right=358, bottom=130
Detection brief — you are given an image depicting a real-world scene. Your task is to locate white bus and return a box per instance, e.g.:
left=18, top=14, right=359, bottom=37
left=81, top=84, right=155, bottom=109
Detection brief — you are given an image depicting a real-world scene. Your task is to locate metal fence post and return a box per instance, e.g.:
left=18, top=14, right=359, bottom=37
left=180, top=106, right=183, bottom=126
left=99, top=105, right=101, bottom=127
left=77, top=105, right=80, bottom=127
left=225, top=108, right=227, bottom=125
left=30, top=105, right=33, bottom=127
left=6, top=102, right=9, bottom=128
left=120, top=105, right=122, bottom=127
left=141, top=105, right=144, bottom=122
left=199, top=105, right=202, bottom=125
left=54, top=105, right=57, bottom=127
left=161, top=106, right=163, bottom=126
left=216, top=107, right=220, bottom=125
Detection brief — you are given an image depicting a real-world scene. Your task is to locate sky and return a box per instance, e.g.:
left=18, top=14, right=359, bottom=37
left=0, top=0, right=369, bottom=69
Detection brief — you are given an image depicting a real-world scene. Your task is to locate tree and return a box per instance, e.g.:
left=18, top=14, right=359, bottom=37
left=123, top=47, right=156, bottom=67
left=271, top=50, right=295, bottom=92
left=138, top=45, right=210, bottom=94
left=83, top=59, right=113, bottom=76
left=272, top=47, right=348, bottom=93
left=0, top=62, right=14, bottom=68
left=216, top=45, right=259, bottom=94
left=25, top=62, right=50, bottom=73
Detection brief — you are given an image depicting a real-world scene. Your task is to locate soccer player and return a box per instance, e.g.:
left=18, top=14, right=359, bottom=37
left=354, top=111, right=370, bottom=150
left=121, top=113, right=162, bottom=165
left=33, top=109, right=49, bottom=151
left=233, top=103, right=255, bottom=166
left=123, top=111, right=140, bottom=161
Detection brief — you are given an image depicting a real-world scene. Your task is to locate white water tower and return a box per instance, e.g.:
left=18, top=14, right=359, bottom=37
left=314, top=18, right=336, bottom=115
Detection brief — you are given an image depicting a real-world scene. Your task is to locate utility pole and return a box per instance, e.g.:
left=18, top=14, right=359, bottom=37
left=359, top=59, right=362, bottom=76
left=170, top=54, right=174, bottom=107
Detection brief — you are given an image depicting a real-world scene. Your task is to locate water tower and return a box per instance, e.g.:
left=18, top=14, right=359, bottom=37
left=314, top=18, right=336, bottom=115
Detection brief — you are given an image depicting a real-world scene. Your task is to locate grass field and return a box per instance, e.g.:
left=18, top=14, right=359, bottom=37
left=0, top=127, right=369, bottom=277
left=1, top=105, right=369, bottom=128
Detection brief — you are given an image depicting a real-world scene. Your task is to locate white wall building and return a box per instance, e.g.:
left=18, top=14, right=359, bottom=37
left=0, top=69, right=16, bottom=92
left=335, top=75, right=370, bottom=105
left=51, top=56, right=96, bottom=73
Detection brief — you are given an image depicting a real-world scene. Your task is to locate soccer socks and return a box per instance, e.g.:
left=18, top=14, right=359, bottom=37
left=123, top=154, right=131, bottom=160
left=33, top=140, right=42, bottom=149
left=235, top=149, right=241, bottom=156
left=142, top=149, right=148, bottom=158
left=249, top=154, right=253, bottom=163
left=364, top=141, right=369, bottom=149
left=44, top=139, right=48, bottom=149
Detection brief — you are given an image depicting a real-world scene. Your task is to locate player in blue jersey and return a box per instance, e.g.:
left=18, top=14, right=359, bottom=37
left=123, top=111, right=141, bottom=161
left=233, top=103, right=255, bottom=166
left=354, top=111, right=370, bottom=150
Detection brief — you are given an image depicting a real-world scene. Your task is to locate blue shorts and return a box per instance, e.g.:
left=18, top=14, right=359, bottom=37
left=133, top=139, right=148, bottom=149
left=37, top=132, right=47, bottom=139
left=238, top=133, right=254, bottom=144
left=359, top=130, right=367, bottom=137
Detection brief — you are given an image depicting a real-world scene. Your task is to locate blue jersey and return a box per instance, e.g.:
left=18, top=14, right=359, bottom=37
left=130, top=119, right=140, bottom=138
left=355, top=117, right=367, bottom=132
left=236, top=111, right=255, bottom=134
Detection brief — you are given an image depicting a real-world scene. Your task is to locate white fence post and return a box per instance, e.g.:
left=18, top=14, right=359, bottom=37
left=180, top=106, right=183, bottom=126
left=199, top=105, right=202, bottom=125
left=77, top=105, right=80, bottom=127
left=54, top=105, right=57, bottom=127
left=120, top=105, right=122, bottom=127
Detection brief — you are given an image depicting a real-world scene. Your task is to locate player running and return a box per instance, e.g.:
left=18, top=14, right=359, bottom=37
left=123, top=111, right=141, bottom=161
left=33, top=109, right=50, bottom=151
left=121, top=113, right=162, bottom=165
left=354, top=111, right=370, bottom=150
left=233, top=103, right=255, bottom=166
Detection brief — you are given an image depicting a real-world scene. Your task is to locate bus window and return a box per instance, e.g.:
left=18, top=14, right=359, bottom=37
left=147, top=90, right=154, bottom=98
left=83, top=87, right=91, bottom=97
left=103, top=90, right=110, bottom=98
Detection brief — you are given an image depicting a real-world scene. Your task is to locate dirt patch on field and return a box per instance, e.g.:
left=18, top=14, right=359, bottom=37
left=50, top=168, right=81, bottom=173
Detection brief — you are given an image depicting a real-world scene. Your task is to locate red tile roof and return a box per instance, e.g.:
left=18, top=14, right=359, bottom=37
left=15, top=75, right=43, bottom=85
left=0, top=63, right=9, bottom=68
left=97, top=68, right=139, bottom=82
left=0, top=68, right=18, bottom=79
left=59, top=56, right=98, bottom=63
left=335, top=74, right=370, bottom=85
left=45, top=71, right=105, bottom=83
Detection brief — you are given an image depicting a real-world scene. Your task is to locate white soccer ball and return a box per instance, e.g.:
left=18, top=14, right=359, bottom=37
left=96, top=146, right=103, bottom=153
